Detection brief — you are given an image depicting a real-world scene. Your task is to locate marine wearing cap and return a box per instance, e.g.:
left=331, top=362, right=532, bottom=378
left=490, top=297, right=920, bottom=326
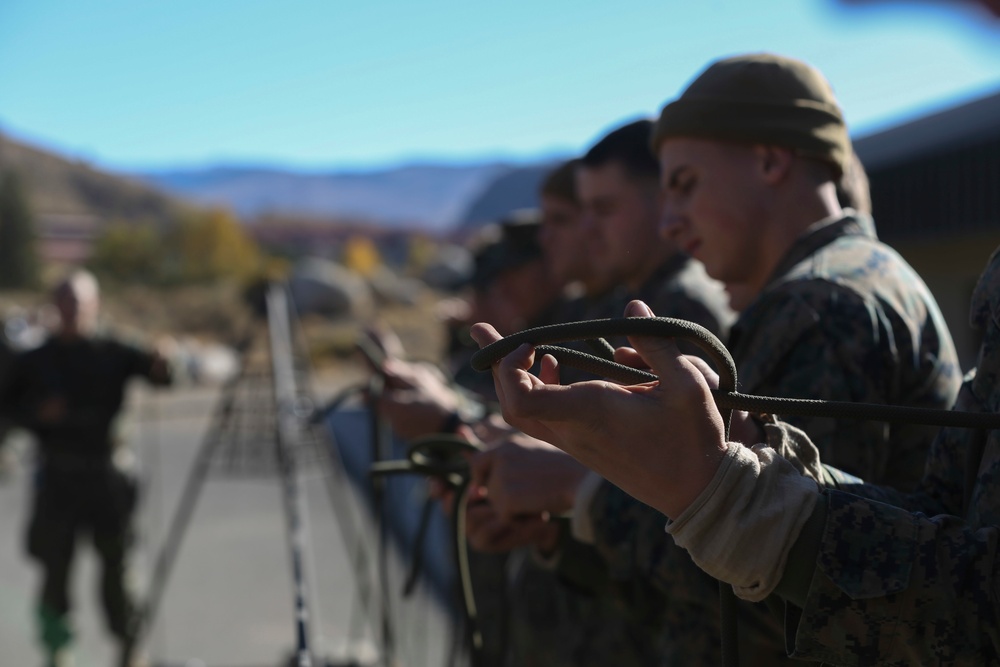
left=652, top=53, right=851, bottom=176
left=470, top=209, right=544, bottom=289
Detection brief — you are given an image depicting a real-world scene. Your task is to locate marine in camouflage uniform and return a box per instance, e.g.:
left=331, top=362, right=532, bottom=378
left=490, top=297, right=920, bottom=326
left=789, top=248, right=1000, bottom=665
left=730, top=211, right=959, bottom=487
left=572, top=57, right=960, bottom=665
left=496, top=125, right=735, bottom=666
left=461, top=213, right=566, bottom=667
left=503, top=159, right=728, bottom=667
left=504, top=273, right=625, bottom=666
left=580, top=216, right=960, bottom=665
left=667, top=244, right=1000, bottom=665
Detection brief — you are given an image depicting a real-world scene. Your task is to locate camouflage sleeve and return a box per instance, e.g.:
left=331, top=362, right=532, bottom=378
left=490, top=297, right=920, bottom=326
left=586, top=480, right=725, bottom=666
left=587, top=480, right=722, bottom=606
left=781, top=247, right=1000, bottom=663
left=587, top=480, right=668, bottom=584
left=786, top=488, right=1000, bottom=665
left=806, top=375, right=980, bottom=519
left=547, top=521, right=613, bottom=596
left=736, top=282, right=928, bottom=488
left=585, top=463, right=806, bottom=665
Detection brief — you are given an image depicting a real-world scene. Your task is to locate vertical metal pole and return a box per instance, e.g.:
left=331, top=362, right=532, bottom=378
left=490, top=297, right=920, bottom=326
left=368, top=373, right=397, bottom=667
left=268, top=284, right=315, bottom=667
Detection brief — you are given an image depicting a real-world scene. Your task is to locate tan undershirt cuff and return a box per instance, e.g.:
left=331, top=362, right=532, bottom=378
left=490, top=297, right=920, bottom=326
left=666, top=441, right=820, bottom=602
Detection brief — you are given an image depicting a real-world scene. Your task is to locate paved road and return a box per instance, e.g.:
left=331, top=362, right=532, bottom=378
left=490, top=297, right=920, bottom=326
left=0, top=371, right=454, bottom=667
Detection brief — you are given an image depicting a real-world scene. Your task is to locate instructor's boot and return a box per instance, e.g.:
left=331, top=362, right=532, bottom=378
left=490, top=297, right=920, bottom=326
left=116, top=636, right=149, bottom=667
left=38, top=606, right=74, bottom=667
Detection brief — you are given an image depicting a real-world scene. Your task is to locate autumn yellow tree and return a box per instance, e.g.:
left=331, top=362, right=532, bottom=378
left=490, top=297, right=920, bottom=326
left=342, top=235, right=381, bottom=277
left=89, top=222, right=161, bottom=282
left=167, top=208, right=262, bottom=283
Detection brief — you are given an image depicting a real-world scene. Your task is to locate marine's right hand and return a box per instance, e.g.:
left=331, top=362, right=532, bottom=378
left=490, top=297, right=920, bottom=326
left=470, top=299, right=729, bottom=520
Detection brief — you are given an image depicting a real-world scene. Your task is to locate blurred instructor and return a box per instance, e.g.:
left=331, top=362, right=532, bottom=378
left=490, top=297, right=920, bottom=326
left=0, top=270, right=172, bottom=667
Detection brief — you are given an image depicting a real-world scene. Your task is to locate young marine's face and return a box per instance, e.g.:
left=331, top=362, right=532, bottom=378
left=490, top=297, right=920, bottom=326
left=576, top=161, right=662, bottom=287
left=538, top=194, right=591, bottom=288
left=493, top=258, right=559, bottom=331
left=657, top=137, right=767, bottom=286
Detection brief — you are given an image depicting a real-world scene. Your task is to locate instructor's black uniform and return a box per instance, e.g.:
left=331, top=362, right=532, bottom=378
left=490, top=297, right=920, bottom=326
left=0, top=334, right=170, bottom=653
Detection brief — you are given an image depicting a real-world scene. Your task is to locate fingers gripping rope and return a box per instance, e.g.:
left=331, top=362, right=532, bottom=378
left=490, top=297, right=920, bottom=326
left=474, top=317, right=744, bottom=667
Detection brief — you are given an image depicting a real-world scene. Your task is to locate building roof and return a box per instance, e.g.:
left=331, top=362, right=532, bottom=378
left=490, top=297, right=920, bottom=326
left=854, top=89, right=1000, bottom=170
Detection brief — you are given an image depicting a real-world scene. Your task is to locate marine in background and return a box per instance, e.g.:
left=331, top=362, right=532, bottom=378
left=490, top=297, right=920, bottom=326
left=467, top=121, right=736, bottom=665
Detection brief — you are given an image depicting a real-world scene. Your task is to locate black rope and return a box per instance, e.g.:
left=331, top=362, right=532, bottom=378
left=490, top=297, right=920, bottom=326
left=470, top=316, right=1000, bottom=667
left=471, top=318, right=1000, bottom=431
left=403, top=496, right=437, bottom=598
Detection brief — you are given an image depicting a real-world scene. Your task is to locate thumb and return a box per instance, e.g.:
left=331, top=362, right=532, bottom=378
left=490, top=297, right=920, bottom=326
left=624, top=299, right=654, bottom=318
left=455, top=423, right=483, bottom=448
left=623, top=300, right=686, bottom=381
left=470, top=322, right=503, bottom=348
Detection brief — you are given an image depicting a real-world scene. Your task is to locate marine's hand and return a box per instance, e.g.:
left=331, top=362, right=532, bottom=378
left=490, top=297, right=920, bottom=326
left=363, top=324, right=406, bottom=361
left=465, top=489, right=559, bottom=554
left=378, top=358, right=460, bottom=440
left=459, top=428, right=566, bottom=553
left=614, top=336, right=764, bottom=447
left=469, top=432, right=587, bottom=522
left=469, top=412, right=516, bottom=443
left=470, top=300, right=728, bottom=519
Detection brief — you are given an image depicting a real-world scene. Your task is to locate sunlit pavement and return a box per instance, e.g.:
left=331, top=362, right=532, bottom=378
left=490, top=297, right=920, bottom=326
left=0, top=374, right=452, bottom=667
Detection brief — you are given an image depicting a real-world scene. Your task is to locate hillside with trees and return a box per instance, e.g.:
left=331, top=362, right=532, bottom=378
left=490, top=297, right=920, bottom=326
left=0, top=133, right=183, bottom=224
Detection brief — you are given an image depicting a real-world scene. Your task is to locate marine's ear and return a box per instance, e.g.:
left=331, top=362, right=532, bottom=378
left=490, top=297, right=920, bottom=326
left=753, top=145, right=794, bottom=186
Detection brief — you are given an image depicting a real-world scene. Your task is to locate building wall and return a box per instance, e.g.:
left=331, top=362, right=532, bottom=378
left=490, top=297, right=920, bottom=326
left=855, top=92, right=1000, bottom=372
left=893, top=230, right=1000, bottom=371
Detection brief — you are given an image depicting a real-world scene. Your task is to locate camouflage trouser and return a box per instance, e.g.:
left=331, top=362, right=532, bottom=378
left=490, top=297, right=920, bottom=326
left=465, top=550, right=509, bottom=667
left=505, top=544, right=666, bottom=667
left=26, top=462, right=138, bottom=653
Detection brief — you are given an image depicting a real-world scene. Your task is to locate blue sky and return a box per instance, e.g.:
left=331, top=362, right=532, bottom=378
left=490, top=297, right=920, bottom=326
left=1, top=0, right=998, bottom=171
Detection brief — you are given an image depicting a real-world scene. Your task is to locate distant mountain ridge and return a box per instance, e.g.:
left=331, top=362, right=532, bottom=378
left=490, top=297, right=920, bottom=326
left=137, top=161, right=549, bottom=230
left=0, top=130, right=569, bottom=232
left=457, top=164, right=556, bottom=229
